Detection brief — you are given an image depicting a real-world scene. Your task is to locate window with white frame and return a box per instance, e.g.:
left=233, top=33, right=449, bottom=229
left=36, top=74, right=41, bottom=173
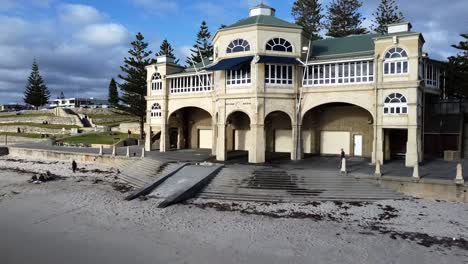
left=151, top=103, right=162, bottom=118
left=266, top=38, right=293, bottom=52
left=384, top=47, right=409, bottom=75
left=169, top=73, right=213, bottom=94
left=384, top=93, right=408, bottom=114
left=265, top=64, right=293, bottom=85
left=226, top=39, right=250, bottom=53
left=303, top=60, right=374, bottom=86
left=226, top=64, right=251, bottom=86
left=151, top=73, right=162, bottom=91
left=423, top=62, right=440, bottom=88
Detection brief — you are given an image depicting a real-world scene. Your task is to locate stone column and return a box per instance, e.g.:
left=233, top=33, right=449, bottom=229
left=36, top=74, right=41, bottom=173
left=177, top=127, right=184, bottom=150
left=406, top=126, right=419, bottom=167
left=216, top=123, right=226, bottom=161
left=144, top=125, right=152, bottom=151
left=372, top=126, right=384, bottom=165
left=249, top=123, right=265, bottom=163
left=211, top=115, right=217, bottom=156
left=159, top=124, right=169, bottom=152
left=291, top=124, right=302, bottom=161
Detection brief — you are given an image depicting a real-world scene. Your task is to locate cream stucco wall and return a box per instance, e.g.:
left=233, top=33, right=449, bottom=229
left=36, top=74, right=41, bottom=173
left=145, top=16, right=433, bottom=166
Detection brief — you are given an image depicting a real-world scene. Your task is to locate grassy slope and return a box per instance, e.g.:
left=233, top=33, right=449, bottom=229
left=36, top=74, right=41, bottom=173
left=0, top=113, right=54, bottom=118
left=0, top=132, right=44, bottom=139
left=60, top=132, right=139, bottom=145
left=0, top=122, right=79, bottom=129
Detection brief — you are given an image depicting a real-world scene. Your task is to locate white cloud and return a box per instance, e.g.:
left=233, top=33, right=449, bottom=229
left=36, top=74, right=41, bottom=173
left=58, top=4, right=104, bottom=25
left=131, top=0, right=178, bottom=16
left=176, top=45, right=193, bottom=64
left=75, top=23, right=130, bottom=47
left=0, top=3, right=131, bottom=103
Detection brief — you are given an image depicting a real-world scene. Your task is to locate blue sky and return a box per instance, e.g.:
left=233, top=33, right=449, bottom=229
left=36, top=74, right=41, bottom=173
left=0, top=0, right=467, bottom=104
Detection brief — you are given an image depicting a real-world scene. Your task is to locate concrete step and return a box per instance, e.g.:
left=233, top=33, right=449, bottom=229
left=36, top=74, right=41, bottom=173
left=198, top=166, right=404, bottom=202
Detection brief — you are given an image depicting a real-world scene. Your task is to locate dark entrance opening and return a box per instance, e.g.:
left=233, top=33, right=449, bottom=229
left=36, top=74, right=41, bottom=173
left=385, top=129, right=408, bottom=160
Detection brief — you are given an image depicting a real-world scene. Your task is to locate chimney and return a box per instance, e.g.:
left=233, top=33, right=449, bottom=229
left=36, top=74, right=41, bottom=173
left=387, top=22, right=412, bottom=34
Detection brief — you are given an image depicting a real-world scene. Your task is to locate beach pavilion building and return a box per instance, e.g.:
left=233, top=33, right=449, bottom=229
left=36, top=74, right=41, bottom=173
left=145, top=4, right=444, bottom=167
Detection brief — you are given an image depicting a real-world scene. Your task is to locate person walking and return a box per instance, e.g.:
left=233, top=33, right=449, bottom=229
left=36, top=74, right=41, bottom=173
left=72, top=160, right=77, bottom=173
left=339, top=148, right=346, bottom=168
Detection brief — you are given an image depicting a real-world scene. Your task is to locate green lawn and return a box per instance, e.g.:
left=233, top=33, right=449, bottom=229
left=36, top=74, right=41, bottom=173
left=60, top=132, right=138, bottom=145
left=88, top=114, right=139, bottom=126
left=0, top=122, right=79, bottom=129
left=0, top=112, right=54, bottom=118
left=0, top=132, right=44, bottom=139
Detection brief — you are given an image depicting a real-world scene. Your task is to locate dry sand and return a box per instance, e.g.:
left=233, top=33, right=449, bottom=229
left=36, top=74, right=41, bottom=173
left=0, top=156, right=467, bottom=264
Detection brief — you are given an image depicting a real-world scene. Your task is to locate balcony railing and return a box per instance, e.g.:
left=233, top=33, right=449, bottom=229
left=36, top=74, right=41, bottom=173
left=168, top=73, right=213, bottom=94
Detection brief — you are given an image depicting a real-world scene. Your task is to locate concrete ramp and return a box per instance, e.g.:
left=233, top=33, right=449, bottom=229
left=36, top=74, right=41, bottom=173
left=149, top=163, right=223, bottom=208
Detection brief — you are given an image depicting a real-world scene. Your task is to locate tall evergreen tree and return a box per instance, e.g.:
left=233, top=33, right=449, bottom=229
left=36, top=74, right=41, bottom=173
left=326, top=0, right=368, bottom=38
left=371, top=0, right=405, bottom=34
left=186, top=21, right=213, bottom=66
left=108, top=78, right=119, bottom=107
left=118, top=33, right=154, bottom=139
left=445, top=34, right=468, bottom=99
left=23, top=59, right=50, bottom=108
left=157, top=39, right=179, bottom=64
left=292, top=0, right=324, bottom=40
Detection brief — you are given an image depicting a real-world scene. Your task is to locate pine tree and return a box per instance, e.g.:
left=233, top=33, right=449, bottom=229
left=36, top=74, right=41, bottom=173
left=371, top=0, right=405, bottom=34
left=118, top=33, right=154, bottom=139
left=108, top=78, right=119, bottom=107
left=446, top=34, right=468, bottom=99
left=157, top=39, right=179, bottom=64
left=186, top=21, right=213, bottom=66
left=326, top=0, right=368, bottom=38
left=292, top=0, right=324, bottom=40
left=23, top=59, right=50, bottom=109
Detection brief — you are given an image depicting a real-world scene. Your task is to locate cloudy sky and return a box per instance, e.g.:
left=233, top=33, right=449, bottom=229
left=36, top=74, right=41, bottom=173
left=0, top=0, right=466, bottom=104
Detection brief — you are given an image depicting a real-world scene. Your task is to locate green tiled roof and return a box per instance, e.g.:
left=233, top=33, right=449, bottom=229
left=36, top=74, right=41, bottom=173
left=223, top=15, right=302, bottom=30
left=310, top=32, right=422, bottom=60
left=310, top=34, right=380, bottom=59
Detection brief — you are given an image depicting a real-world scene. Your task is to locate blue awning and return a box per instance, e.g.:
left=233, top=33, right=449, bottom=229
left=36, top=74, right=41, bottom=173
left=257, top=56, right=302, bottom=65
left=206, top=56, right=254, bottom=71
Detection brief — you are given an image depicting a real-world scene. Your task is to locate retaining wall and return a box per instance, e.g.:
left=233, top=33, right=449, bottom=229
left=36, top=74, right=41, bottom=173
left=379, top=178, right=467, bottom=203
left=7, top=147, right=133, bottom=166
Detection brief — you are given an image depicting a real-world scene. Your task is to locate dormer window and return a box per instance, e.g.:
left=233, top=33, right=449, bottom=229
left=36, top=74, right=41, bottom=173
left=226, top=39, right=250, bottom=53
left=384, top=47, right=408, bottom=75
left=266, top=38, right=293, bottom=52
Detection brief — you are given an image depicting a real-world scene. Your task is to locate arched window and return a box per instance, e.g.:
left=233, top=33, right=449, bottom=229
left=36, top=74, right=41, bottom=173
left=151, top=103, right=162, bottom=118
left=384, top=93, right=408, bottom=114
left=151, top=73, right=162, bottom=91
left=384, top=47, right=408, bottom=75
left=266, top=38, right=293, bottom=52
left=226, top=39, right=250, bottom=53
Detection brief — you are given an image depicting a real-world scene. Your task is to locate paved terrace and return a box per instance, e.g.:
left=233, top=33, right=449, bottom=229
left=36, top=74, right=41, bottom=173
left=5, top=143, right=467, bottom=181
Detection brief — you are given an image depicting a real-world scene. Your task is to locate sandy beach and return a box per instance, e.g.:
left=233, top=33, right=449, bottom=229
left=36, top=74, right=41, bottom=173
left=0, top=157, right=467, bottom=264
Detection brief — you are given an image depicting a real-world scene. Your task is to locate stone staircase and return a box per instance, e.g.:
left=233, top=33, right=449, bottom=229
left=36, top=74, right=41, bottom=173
left=198, top=165, right=404, bottom=202
left=117, top=159, right=184, bottom=188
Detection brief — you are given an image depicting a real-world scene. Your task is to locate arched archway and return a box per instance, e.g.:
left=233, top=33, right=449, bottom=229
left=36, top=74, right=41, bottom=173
left=225, top=111, right=251, bottom=161
left=265, top=111, right=293, bottom=161
left=302, top=103, right=374, bottom=158
left=168, top=107, right=213, bottom=150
